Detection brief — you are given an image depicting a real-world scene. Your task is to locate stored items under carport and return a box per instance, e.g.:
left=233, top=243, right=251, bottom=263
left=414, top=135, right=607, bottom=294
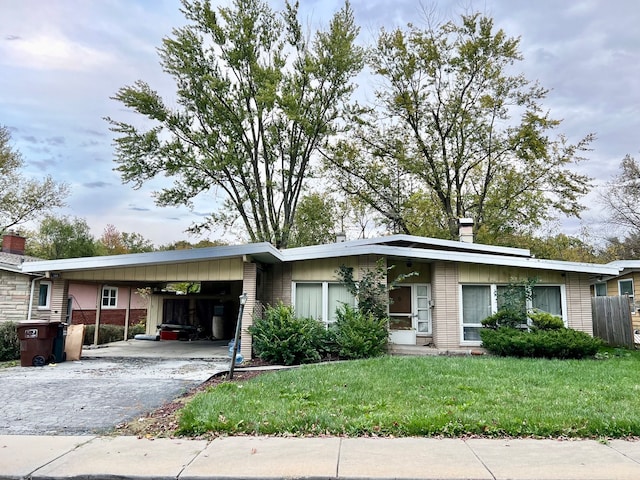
left=17, top=321, right=66, bottom=367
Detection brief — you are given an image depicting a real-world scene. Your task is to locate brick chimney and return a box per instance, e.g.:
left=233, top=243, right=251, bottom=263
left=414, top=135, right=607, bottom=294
left=458, top=218, right=474, bottom=243
left=2, top=231, right=26, bottom=255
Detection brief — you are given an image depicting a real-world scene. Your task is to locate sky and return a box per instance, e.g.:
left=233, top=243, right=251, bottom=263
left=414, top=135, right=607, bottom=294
left=1, top=0, right=639, bottom=247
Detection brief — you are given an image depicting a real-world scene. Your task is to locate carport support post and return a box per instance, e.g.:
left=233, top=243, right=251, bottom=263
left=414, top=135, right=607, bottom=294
left=228, top=292, right=248, bottom=380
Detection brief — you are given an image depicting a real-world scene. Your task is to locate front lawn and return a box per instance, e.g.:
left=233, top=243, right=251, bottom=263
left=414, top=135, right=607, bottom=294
left=179, top=350, right=640, bottom=438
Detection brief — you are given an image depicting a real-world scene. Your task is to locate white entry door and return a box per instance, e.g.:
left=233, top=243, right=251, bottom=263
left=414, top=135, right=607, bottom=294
left=389, top=284, right=432, bottom=334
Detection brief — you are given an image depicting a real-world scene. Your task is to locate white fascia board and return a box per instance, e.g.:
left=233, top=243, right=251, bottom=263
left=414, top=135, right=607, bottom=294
left=0, top=263, right=27, bottom=274
left=21, top=242, right=283, bottom=273
left=282, top=245, right=620, bottom=276
left=283, top=234, right=531, bottom=258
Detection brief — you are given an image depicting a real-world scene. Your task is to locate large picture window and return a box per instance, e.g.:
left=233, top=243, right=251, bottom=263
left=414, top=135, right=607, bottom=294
left=293, top=282, right=355, bottom=325
left=461, top=283, right=566, bottom=344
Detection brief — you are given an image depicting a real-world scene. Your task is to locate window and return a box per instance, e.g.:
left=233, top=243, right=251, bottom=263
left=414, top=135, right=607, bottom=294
left=461, top=283, right=567, bottom=344
left=619, top=279, right=635, bottom=313
left=594, top=283, right=607, bottom=297
left=293, top=282, right=355, bottom=325
left=461, top=285, right=491, bottom=342
left=38, top=281, right=51, bottom=309
left=102, top=286, right=118, bottom=308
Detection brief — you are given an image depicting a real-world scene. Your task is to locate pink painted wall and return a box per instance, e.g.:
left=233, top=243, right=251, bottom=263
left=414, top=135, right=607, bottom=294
left=68, top=283, right=148, bottom=310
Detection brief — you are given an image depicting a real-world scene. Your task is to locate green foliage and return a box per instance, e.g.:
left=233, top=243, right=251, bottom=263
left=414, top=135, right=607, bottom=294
left=529, top=310, right=565, bottom=331
left=480, top=327, right=602, bottom=359
left=332, top=304, right=388, bottom=359
left=82, top=322, right=147, bottom=345
left=0, top=126, right=69, bottom=233
left=288, top=193, right=340, bottom=247
left=248, top=303, right=327, bottom=365
left=0, top=322, right=20, bottom=362
left=481, top=310, right=524, bottom=330
left=326, top=11, right=593, bottom=239
left=26, top=215, right=98, bottom=259
left=336, top=258, right=416, bottom=320
left=107, top=0, right=364, bottom=248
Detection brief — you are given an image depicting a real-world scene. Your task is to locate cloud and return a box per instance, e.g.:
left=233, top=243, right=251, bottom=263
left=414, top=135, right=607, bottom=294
left=83, top=181, right=110, bottom=188
left=128, top=205, right=151, bottom=212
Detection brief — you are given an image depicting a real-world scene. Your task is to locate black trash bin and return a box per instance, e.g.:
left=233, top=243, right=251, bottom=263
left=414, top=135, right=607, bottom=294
left=16, top=321, right=61, bottom=367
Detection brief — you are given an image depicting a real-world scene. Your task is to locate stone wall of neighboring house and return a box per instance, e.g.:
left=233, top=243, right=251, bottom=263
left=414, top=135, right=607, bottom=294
left=0, top=271, right=31, bottom=323
left=0, top=271, right=49, bottom=323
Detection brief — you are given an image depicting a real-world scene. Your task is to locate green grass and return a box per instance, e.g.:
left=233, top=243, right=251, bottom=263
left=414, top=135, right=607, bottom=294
left=0, top=360, right=18, bottom=369
left=179, top=350, right=640, bottom=438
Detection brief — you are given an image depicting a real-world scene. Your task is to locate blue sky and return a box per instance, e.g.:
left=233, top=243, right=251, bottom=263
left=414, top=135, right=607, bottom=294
left=1, top=0, right=639, bottom=246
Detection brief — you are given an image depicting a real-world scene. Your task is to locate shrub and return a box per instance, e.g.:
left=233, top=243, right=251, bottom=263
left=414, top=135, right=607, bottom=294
left=480, top=327, right=602, bottom=359
left=82, top=322, right=148, bottom=345
left=0, top=321, right=20, bottom=362
left=332, top=304, right=388, bottom=359
left=249, top=303, right=327, bottom=365
left=529, top=310, right=565, bottom=331
left=481, top=309, right=527, bottom=330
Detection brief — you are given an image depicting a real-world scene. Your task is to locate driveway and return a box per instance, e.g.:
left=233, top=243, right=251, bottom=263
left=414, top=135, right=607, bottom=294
left=0, top=340, right=232, bottom=435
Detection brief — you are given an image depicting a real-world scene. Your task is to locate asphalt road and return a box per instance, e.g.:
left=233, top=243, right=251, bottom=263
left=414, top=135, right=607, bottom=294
left=0, top=357, right=225, bottom=435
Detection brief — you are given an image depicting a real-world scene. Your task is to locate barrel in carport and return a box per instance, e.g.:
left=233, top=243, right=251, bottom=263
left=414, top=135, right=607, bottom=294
left=16, top=321, right=61, bottom=367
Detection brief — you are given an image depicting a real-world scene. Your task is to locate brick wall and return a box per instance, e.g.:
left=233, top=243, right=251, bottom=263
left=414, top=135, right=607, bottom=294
left=71, top=309, right=147, bottom=326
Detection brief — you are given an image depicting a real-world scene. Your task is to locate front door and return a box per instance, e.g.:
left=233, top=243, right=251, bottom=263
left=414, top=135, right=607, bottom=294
left=389, top=284, right=432, bottom=334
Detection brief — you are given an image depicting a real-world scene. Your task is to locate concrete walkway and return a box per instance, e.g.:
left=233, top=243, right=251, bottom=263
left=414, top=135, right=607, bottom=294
left=2, top=435, right=640, bottom=480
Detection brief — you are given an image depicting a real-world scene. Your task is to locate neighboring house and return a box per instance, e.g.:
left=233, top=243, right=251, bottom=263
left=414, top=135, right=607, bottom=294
left=21, top=224, right=619, bottom=359
left=593, top=260, right=640, bottom=334
left=67, top=282, right=148, bottom=327
left=0, top=232, right=52, bottom=323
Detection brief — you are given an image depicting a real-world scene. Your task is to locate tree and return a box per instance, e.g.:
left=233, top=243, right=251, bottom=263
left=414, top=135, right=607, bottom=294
left=26, top=215, right=97, bottom=259
left=97, top=224, right=155, bottom=255
left=600, top=154, right=640, bottom=233
left=288, top=192, right=339, bottom=247
left=327, top=12, right=593, bottom=240
left=107, top=0, right=364, bottom=248
left=0, top=126, right=68, bottom=233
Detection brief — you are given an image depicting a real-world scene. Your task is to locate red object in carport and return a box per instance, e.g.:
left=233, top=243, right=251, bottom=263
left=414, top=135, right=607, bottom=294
left=160, top=330, right=179, bottom=340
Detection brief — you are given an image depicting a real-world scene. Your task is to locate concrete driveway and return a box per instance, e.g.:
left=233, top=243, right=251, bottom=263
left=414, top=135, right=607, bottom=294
left=0, top=339, right=233, bottom=436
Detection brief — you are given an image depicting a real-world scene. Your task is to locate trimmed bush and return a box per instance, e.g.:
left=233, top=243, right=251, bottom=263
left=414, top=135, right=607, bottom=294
left=529, top=310, right=565, bottom=331
left=0, top=321, right=20, bottom=362
left=332, top=304, right=388, bottom=359
left=249, top=303, right=327, bottom=365
left=480, top=327, right=602, bottom=359
left=82, top=322, right=147, bottom=345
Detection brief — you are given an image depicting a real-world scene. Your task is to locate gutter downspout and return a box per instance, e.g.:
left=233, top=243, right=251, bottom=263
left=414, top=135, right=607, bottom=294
left=27, top=275, right=46, bottom=321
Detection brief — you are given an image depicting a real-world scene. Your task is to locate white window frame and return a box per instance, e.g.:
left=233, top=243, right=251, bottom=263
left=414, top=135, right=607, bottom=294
left=101, top=286, right=118, bottom=309
left=594, top=283, right=608, bottom=297
left=291, top=282, right=356, bottom=326
left=618, top=279, right=635, bottom=313
left=37, top=281, right=52, bottom=310
left=459, top=283, right=568, bottom=346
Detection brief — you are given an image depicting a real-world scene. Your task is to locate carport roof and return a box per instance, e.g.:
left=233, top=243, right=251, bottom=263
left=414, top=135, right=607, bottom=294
left=21, top=242, right=284, bottom=273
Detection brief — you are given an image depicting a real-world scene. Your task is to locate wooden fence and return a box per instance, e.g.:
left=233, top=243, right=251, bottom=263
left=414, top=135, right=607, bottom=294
left=591, top=296, right=634, bottom=348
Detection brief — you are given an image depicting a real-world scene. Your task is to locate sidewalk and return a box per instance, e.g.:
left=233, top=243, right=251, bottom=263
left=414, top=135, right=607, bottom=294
left=2, top=435, right=640, bottom=480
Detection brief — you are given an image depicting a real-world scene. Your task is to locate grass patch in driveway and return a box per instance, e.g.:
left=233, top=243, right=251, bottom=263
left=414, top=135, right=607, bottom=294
left=178, top=351, right=640, bottom=438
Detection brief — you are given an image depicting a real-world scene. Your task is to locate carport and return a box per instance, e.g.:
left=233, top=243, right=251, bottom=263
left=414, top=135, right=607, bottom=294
left=21, top=243, right=285, bottom=360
